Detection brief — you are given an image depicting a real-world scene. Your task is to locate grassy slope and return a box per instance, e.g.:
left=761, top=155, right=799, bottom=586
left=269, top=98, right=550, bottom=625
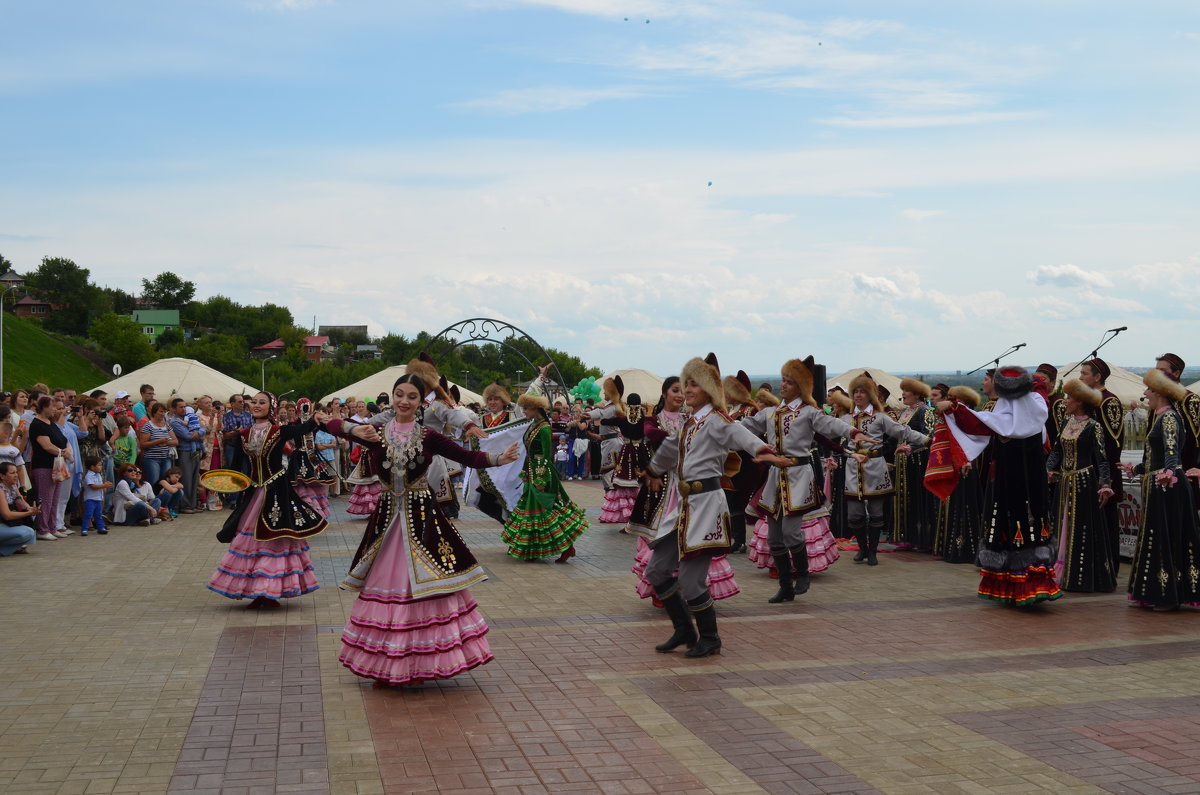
left=1, top=313, right=110, bottom=391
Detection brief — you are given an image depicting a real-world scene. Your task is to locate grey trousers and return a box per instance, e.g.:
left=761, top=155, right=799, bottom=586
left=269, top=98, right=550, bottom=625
left=846, top=497, right=886, bottom=525
left=177, top=450, right=201, bottom=510
left=644, top=530, right=716, bottom=603
left=766, top=512, right=807, bottom=554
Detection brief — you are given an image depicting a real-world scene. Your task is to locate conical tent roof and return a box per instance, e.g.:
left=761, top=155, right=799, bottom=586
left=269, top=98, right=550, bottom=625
left=1055, top=361, right=1144, bottom=406
left=321, top=365, right=484, bottom=407
left=826, top=367, right=905, bottom=409
left=86, top=358, right=258, bottom=403
left=601, top=368, right=665, bottom=405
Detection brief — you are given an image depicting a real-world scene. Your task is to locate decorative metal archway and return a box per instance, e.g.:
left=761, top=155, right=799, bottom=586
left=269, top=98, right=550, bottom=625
left=427, top=318, right=569, bottom=403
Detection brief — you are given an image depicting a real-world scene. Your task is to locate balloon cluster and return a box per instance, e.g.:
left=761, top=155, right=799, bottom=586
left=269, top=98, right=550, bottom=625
left=569, top=376, right=602, bottom=402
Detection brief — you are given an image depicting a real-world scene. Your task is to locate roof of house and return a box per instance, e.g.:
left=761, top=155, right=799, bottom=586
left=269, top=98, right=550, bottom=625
left=130, top=309, right=181, bottom=325
left=16, top=295, right=50, bottom=306
left=253, top=335, right=330, bottom=351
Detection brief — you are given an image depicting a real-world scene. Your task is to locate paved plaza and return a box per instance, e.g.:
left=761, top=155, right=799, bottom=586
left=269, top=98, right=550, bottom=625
left=2, top=481, right=1199, bottom=795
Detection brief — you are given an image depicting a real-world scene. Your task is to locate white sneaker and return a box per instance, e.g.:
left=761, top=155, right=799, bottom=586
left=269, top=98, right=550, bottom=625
left=36, top=533, right=56, bottom=540
left=150, top=518, right=163, bottom=525
left=53, top=531, right=70, bottom=538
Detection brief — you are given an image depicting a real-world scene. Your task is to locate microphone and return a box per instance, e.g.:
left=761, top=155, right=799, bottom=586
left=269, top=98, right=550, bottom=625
left=1013, top=342, right=1027, bottom=349
left=1108, top=326, right=1127, bottom=333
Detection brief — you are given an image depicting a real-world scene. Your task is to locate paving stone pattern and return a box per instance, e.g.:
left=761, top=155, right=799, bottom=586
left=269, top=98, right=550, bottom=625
left=2, top=480, right=1198, bottom=794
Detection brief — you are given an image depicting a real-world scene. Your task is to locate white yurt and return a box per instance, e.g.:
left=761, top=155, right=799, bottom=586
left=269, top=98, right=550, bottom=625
left=826, top=367, right=905, bottom=409
left=1055, top=361, right=1145, bottom=406
left=322, top=365, right=484, bottom=407
left=86, top=358, right=258, bottom=403
left=601, top=368, right=665, bottom=404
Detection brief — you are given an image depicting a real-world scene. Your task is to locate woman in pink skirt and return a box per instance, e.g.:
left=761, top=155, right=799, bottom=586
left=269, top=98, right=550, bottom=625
left=207, top=392, right=329, bottom=609
left=326, top=374, right=519, bottom=687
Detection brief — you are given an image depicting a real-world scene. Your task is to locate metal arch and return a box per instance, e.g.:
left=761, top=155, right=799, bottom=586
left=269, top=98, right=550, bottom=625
left=428, top=317, right=569, bottom=402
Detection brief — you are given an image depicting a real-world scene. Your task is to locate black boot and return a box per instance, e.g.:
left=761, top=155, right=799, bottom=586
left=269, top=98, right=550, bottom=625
left=867, top=522, right=883, bottom=566
left=654, top=583, right=697, bottom=653
left=768, top=552, right=795, bottom=603
left=729, top=514, right=747, bottom=554
left=851, top=522, right=868, bottom=563
left=790, top=544, right=810, bottom=595
left=685, top=595, right=721, bottom=658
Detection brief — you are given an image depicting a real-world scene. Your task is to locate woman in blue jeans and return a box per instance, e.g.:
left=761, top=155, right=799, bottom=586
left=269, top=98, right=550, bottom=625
left=0, top=462, right=38, bottom=555
left=137, top=402, right=178, bottom=490
left=565, top=408, right=589, bottom=481
left=113, top=464, right=165, bottom=526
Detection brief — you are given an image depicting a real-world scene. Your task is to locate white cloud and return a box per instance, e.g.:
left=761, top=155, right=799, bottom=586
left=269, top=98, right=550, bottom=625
left=900, top=208, right=947, bottom=222
left=819, top=110, right=1039, bottom=129
left=452, top=85, right=658, bottom=113
left=1028, top=263, right=1113, bottom=289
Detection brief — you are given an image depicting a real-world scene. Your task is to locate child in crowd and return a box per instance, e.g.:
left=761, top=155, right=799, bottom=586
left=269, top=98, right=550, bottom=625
left=113, top=415, right=137, bottom=467
left=0, top=421, right=25, bottom=469
left=81, top=456, right=112, bottom=536
left=157, top=467, right=185, bottom=518
left=554, top=440, right=570, bottom=477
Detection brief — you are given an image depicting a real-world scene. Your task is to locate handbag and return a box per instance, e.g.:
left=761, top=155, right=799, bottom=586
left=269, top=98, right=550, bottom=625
left=51, top=455, right=70, bottom=483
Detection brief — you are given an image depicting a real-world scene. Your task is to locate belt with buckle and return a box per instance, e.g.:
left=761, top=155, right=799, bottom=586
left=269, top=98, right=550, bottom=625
left=855, top=449, right=883, bottom=458
left=677, top=477, right=722, bottom=496
left=780, top=455, right=811, bottom=467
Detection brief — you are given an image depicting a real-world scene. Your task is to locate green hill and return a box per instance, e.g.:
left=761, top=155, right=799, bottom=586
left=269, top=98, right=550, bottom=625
left=1, top=313, right=110, bottom=392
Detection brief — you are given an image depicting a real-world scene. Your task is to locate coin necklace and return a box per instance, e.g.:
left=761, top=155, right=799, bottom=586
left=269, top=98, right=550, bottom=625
left=383, top=419, right=425, bottom=472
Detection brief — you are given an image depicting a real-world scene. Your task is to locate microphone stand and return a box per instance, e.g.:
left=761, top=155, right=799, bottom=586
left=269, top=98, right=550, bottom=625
left=965, top=343, right=1027, bottom=375
left=1058, top=327, right=1127, bottom=381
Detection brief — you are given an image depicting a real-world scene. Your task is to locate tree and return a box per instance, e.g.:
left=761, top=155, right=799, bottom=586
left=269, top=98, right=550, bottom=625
left=0, top=253, right=12, bottom=273
left=24, top=256, right=100, bottom=335
left=89, top=313, right=156, bottom=370
left=155, top=327, right=184, bottom=349
left=141, top=272, right=196, bottom=309
left=95, top=285, right=138, bottom=316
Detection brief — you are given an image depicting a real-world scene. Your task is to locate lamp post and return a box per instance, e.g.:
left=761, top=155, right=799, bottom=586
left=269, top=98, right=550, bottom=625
left=261, top=354, right=277, bottom=392
left=0, top=271, right=25, bottom=391
left=462, top=370, right=471, bottom=389
left=516, top=369, right=524, bottom=387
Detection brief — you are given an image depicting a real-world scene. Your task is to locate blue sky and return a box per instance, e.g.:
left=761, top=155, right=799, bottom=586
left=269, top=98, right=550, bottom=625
left=2, top=0, right=1198, bottom=376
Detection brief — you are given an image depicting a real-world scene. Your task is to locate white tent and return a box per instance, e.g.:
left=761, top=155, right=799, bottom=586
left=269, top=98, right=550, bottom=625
left=1055, top=361, right=1145, bottom=406
left=826, top=367, right=905, bottom=409
left=602, top=368, right=665, bottom=405
left=322, top=365, right=484, bottom=407
left=86, top=358, right=258, bottom=403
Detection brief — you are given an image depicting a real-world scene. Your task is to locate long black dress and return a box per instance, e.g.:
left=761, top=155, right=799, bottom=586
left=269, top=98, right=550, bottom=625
left=893, top=405, right=937, bottom=550
left=1128, top=406, right=1200, bottom=609
left=934, top=459, right=982, bottom=564
left=1047, top=415, right=1115, bottom=593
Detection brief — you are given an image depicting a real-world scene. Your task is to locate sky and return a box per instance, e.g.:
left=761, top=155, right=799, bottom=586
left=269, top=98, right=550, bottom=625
left=2, top=0, right=1198, bottom=376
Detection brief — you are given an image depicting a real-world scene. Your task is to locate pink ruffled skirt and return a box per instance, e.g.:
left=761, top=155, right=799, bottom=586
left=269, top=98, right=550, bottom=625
left=338, top=515, right=493, bottom=686
left=206, top=490, right=319, bottom=600
left=631, top=536, right=740, bottom=600
left=747, top=514, right=840, bottom=574
left=599, top=485, right=638, bottom=524
left=347, top=481, right=381, bottom=516
left=294, top=483, right=330, bottom=519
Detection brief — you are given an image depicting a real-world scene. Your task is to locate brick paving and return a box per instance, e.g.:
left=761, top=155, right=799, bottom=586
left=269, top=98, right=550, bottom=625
left=2, top=479, right=1199, bottom=794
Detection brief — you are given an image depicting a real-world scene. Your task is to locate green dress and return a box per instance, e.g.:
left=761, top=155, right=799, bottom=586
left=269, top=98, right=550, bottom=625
left=500, top=418, right=588, bottom=559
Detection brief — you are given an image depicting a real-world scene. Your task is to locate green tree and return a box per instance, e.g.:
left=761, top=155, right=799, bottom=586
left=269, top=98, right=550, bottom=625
left=95, top=285, right=138, bottom=315
left=155, top=326, right=184, bottom=349
left=141, top=272, right=196, bottom=309
left=24, top=256, right=99, bottom=335
left=0, top=253, right=12, bottom=273
left=89, top=313, right=156, bottom=370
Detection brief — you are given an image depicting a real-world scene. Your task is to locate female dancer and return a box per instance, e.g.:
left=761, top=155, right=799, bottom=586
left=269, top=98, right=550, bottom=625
left=289, top=398, right=338, bottom=519
left=206, top=392, right=328, bottom=609
left=500, top=390, right=588, bottom=562
left=933, top=386, right=984, bottom=564
left=345, top=402, right=383, bottom=519
left=326, top=374, right=519, bottom=686
left=629, top=377, right=739, bottom=603
left=588, top=376, right=626, bottom=490
left=1047, top=379, right=1116, bottom=592
left=892, top=378, right=938, bottom=551
left=598, top=394, right=649, bottom=524
left=1124, top=370, right=1200, bottom=611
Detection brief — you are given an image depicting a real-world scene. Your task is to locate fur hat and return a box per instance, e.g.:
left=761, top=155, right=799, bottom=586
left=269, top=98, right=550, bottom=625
left=848, top=371, right=883, bottom=411
left=1156, top=353, right=1186, bottom=379
left=1144, top=367, right=1189, bottom=403
left=1063, top=378, right=1102, bottom=407
left=1086, top=358, right=1112, bottom=382
left=827, top=390, right=853, bottom=413
left=405, top=353, right=449, bottom=401
left=756, top=388, right=780, bottom=407
left=602, top=375, right=626, bottom=410
left=723, top=370, right=753, bottom=408
left=948, top=385, right=982, bottom=409
left=517, top=392, right=550, bottom=411
left=681, top=352, right=725, bottom=411
left=993, top=366, right=1033, bottom=399
left=781, top=356, right=818, bottom=407
left=483, top=382, right=511, bottom=404
left=449, top=384, right=461, bottom=403
left=899, top=377, right=931, bottom=399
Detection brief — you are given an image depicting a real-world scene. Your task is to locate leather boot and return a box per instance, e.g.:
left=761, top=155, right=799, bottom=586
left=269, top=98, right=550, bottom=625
left=768, top=552, right=795, bottom=603
left=685, top=595, right=721, bottom=658
left=790, top=543, right=810, bottom=595
left=654, top=583, right=697, bottom=652
left=851, top=521, right=868, bottom=563
left=867, top=521, right=884, bottom=566
left=729, top=514, right=747, bottom=554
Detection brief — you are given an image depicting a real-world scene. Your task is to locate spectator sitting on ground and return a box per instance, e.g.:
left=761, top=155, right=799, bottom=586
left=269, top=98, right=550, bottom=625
left=0, top=461, right=38, bottom=555
left=113, top=464, right=165, bottom=526
left=157, top=467, right=185, bottom=519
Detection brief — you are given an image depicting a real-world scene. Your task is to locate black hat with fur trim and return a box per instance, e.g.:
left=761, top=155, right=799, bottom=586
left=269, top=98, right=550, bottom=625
left=993, top=366, right=1033, bottom=399
left=899, top=377, right=931, bottom=400
left=406, top=352, right=449, bottom=402
left=1064, top=378, right=1102, bottom=408
left=948, top=385, right=982, bottom=409
left=781, top=356, right=818, bottom=407
left=723, top=370, right=753, bottom=408
left=681, top=353, right=725, bottom=411
left=483, top=382, right=511, bottom=404
left=603, top=375, right=625, bottom=404
left=848, top=371, right=883, bottom=411
left=1145, top=367, right=1189, bottom=403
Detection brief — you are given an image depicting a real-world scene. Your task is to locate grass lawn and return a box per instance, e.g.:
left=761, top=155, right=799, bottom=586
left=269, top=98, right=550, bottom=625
left=1, top=313, right=110, bottom=392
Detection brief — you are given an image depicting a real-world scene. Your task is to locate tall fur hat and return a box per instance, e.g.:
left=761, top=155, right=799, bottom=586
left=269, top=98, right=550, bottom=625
left=517, top=392, right=549, bottom=411
left=848, top=371, right=883, bottom=411
left=993, top=366, right=1033, bottom=399
left=948, top=385, right=982, bottom=409
left=899, top=377, right=931, bottom=399
left=602, top=374, right=625, bottom=404
left=405, top=353, right=449, bottom=401
left=827, top=390, right=853, bottom=413
left=781, top=356, right=818, bottom=407
left=483, top=382, right=511, bottom=404
left=681, top=352, right=725, bottom=411
left=756, top=388, right=780, bottom=407
left=1144, top=367, right=1189, bottom=403
left=1064, top=378, right=1102, bottom=407
left=723, top=370, right=753, bottom=407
